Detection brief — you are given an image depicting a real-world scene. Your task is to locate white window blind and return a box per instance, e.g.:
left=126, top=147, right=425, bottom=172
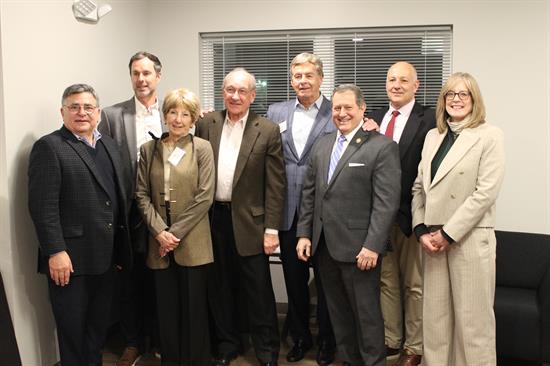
left=200, top=26, right=452, bottom=115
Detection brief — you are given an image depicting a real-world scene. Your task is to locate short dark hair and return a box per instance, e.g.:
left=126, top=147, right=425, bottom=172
left=61, top=84, right=99, bottom=106
left=128, top=51, right=162, bottom=74
left=332, top=84, right=365, bottom=108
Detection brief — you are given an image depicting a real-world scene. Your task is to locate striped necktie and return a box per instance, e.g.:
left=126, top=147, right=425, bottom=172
left=328, top=134, right=346, bottom=182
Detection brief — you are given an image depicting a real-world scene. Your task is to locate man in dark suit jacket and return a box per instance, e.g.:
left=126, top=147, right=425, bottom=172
left=266, top=52, right=336, bottom=365
left=195, top=68, right=286, bottom=366
left=99, top=51, right=165, bottom=365
left=297, top=84, right=401, bottom=366
left=28, top=84, right=131, bottom=366
left=367, top=62, right=435, bottom=366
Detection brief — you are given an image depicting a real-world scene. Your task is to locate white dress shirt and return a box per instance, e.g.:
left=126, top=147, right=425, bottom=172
left=380, top=98, right=415, bottom=143
left=135, top=97, right=162, bottom=160
left=292, top=94, right=323, bottom=157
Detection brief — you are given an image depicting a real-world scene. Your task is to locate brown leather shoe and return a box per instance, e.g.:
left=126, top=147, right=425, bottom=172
left=392, top=349, right=422, bottom=366
left=116, top=346, right=141, bottom=366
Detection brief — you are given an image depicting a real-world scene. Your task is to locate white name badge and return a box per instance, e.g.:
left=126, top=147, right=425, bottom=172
left=168, top=147, right=186, bottom=166
left=279, top=121, right=287, bottom=133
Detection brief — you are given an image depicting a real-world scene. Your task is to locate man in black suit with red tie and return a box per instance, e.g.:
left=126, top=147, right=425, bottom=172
left=367, top=61, right=435, bottom=366
left=28, top=84, right=131, bottom=366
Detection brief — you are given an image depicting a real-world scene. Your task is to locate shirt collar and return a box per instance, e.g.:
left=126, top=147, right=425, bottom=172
left=294, top=94, right=323, bottom=110
left=389, top=98, right=415, bottom=117
left=73, top=129, right=102, bottom=148
left=338, top=120, right=363, bottom=141
left=134, top=96, right=159, bottom=115
left=225, top=110, right=249, bottom=127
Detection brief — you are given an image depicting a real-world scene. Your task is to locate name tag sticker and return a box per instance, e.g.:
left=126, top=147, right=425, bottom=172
left=279, top=121, right=287, bottom=133
left=168, top=147, right=185, bottom=166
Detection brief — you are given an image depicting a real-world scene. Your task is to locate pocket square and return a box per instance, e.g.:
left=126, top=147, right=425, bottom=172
left=348, top=162, right=365, bottom=167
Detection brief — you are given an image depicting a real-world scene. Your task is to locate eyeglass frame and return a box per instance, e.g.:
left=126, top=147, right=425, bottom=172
left=223, top=86, right=252, bottom=97
left=444, top=90, right=471, bottom=101
left=63, top=103, right=98, bottom=114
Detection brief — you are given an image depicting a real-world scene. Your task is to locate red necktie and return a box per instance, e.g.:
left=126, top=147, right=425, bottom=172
left=385, top=110, right=400, bottom=139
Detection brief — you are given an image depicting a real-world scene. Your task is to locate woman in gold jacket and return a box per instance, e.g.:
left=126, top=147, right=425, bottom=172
left=412, top=73, right=505, bottom=366
left=135, top=88, right=215, bottom=366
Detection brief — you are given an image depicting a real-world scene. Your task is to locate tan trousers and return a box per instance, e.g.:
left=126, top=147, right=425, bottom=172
left=422, top=228, right=497, bottom=366
left=380, top=225, right=423, bottom=354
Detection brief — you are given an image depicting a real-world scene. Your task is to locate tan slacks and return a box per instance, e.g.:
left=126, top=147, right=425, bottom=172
left=422, top=228, right=497, bottom=366
left=380, top=225, right=423, bottom=354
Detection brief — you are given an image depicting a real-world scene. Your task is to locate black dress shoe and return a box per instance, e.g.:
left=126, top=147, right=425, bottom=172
left=316, top=341, right=335, bottom=365
left=212, top=353, right=237, bottom=366
left=286, top=339, right=312, bottom=362
left=260, top=362, right=278, bottom=366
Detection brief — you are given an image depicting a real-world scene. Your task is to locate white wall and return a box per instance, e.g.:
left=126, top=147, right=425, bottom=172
left=0, top=1, right=153, bottom=364
left=0, top=0, right=548, bottom=364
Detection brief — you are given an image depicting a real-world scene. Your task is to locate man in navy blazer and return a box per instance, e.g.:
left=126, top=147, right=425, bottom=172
left=28, top=84, right=131, bottom=366
left=266, top=53, right=336, bottom=365
left=297, top=84, right=400, bottom=366
left=367, top=61, right=435, bottom=366
left=99, top=51, right=165, bottom=365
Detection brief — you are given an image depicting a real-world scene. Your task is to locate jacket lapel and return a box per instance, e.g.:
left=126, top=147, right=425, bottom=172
left=60, top=127, right=110, bottom=195
left=326, top=128, right=369, bottom=190
left=300, top=96, right=332, bottom=161
left=398, top=103, right=423, bottom=160
left=430, top=128, right=479, bottom=187
left=208, top=111, right=225, bottom=168
left=233, top=112, right=260, bottom=188
left=122, top=99, right=137, bottom=169
left=283, top=101, right=300, bottom=161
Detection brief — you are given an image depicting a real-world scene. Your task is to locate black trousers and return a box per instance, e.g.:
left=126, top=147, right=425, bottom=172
left=47, top=266, right=115, bottom=366
left=318, top=237, right=385, bottom=366
left=279, top=216, right=335, bottom=347
left=208, top=202, right=280, bottom=363
left=154, top=256, right=210, bottom=366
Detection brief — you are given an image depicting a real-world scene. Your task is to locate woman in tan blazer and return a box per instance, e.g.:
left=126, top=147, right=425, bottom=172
left=135, top=88, right=215, bottom=366
left=411, top=73, right=505, bottom=366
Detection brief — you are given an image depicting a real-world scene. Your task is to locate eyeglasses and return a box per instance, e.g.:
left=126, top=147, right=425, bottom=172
left=224, top=87, right=251, bottom=97
left=64, top=104, right=98, bottom=114
left=445, top=91, right=470, bottom=101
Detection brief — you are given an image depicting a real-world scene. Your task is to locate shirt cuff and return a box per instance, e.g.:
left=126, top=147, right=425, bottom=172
left=265, top=228, right=278, bottom=235
left=441, top=229, right=455, bottom=244
left=414, top=224, right=429, bottom=241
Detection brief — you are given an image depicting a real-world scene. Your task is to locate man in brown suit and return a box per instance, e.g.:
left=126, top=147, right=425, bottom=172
left=195, top=68, right=286, bottom=366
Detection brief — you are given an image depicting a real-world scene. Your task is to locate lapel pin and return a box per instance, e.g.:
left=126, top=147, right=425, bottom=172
left=356, top=138, right=362, bottom=144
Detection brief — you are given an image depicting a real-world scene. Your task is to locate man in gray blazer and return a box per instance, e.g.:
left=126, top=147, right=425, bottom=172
left=99, top=51, right=165, bottom=366
left=266, top=52, right=336, bottom=365
left=297, top=84, right=401, bottom=366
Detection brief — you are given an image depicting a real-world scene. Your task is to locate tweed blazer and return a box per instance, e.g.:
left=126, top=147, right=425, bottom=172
left=195, top=110, right=286, bottom=256
left=266, top=96, right=336, bottom=231
left=297, top=128, right=401, bottom=262
left=28, top=126, right=132, bottom=275
left=411, top=123, right=505, bottom=243
left=135, top=134, right=215, bottom=269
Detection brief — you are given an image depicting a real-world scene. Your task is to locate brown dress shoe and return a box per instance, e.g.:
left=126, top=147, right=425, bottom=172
left=393, top=349, right=422, bottom=366
left=116, top=346, right=141, bottom=366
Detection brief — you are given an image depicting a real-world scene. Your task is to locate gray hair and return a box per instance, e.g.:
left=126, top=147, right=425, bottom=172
left=61, top=84, right=99, bottom=106
left=332, top=84, right=365, bottom=108
left=222, top=67, right=256, bottom=91
left=290, top=52, right=324, bottom=77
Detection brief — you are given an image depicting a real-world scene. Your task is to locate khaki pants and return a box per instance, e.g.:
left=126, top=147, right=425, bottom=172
left=380, top=225, right=423, bottom=354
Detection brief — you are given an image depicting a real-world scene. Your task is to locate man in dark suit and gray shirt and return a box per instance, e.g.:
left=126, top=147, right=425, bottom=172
left=28, top=84, right=131, bottom=366
left=367, top=61, right=435, bottom=366
left=99, top=51, right=164, bottom=366
left=297, top=84, right=401, bottom=366
left=266, top=52, right=336, bottom=365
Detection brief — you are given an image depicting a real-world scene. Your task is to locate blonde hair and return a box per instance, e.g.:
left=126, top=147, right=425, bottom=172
left=162, top=88, right=201, bottom=122
left=435, top=72, right=486, bottom=133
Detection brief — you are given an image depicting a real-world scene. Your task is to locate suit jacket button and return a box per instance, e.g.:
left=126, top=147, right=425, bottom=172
left=450, top=194, right=456, bottom=199
left=106, top=200, right=111, bottom=206
left=107, top=223, right=113, bottom=230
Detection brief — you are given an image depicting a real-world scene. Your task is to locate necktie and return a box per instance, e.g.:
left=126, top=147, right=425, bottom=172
left=385, top=110, right=400, bottom=140
left=328, top=134, right=346, bottom=182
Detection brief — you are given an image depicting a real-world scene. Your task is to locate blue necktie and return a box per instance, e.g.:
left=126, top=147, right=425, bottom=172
left=328, top=134, right=346, bottom=182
